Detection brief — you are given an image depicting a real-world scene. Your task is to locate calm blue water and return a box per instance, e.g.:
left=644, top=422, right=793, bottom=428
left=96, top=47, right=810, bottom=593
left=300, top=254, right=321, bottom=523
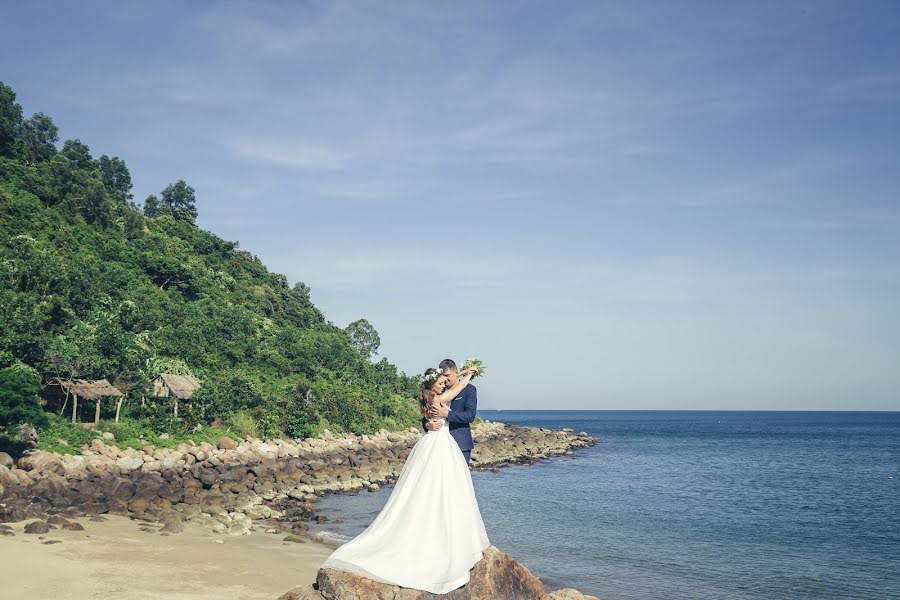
left=311, top=411, right=900, bottom=599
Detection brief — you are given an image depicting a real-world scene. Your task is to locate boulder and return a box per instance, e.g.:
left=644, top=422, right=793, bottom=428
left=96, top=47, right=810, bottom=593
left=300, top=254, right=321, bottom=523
left=0, top=464, right=16, bottom=487
left=0, top=451, right=14, bottom=469
left=17, top=451, right=65, bottom=475
left=24, top=520, right=51, bottom=534
left=116, top=456, right=144, bottom=471
left=217, top=437, right=238, bottom=450
left=278, top=546, right=551, bottom=600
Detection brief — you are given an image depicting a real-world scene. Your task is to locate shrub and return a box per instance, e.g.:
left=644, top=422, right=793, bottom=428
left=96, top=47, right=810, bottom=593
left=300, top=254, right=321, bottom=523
left=225, top=410, right=259, bottom=439
left=0, top=355, right=47, bottom=428
left=36, top=414, right=96, bottom=454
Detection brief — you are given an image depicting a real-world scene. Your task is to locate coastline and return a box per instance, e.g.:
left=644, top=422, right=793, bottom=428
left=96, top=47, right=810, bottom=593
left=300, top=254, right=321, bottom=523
left=0, top=420, right=596, bottom=597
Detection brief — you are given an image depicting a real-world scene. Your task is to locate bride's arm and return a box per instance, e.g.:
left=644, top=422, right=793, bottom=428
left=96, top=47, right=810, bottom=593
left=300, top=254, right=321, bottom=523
left=433, top=369, right=475, bottom=404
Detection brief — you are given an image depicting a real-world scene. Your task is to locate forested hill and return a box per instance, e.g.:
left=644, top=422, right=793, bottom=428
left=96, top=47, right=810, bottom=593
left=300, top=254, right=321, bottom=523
left=0, top=81, right=419, bottom=443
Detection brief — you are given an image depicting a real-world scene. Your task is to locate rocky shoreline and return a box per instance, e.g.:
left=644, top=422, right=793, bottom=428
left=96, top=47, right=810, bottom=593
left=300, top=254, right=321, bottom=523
left=0, top=420, right=596, bottom=596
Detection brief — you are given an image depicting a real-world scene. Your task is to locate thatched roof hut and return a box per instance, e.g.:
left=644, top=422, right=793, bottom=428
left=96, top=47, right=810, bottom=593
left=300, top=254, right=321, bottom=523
left=43, top=377, right=124, bottom=400
left=150, top=374, right=201, bottom=400
left=42, top=377, right=123, bottom=424
left=150, top=373, right=201, bottom=417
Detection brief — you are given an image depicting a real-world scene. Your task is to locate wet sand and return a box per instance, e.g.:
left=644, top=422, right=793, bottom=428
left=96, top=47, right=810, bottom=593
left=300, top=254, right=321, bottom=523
left=0, top=515, right=334, bottom=599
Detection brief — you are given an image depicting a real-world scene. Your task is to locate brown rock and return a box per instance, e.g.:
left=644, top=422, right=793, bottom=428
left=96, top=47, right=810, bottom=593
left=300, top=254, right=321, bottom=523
left=17, top=452, right=66, bottom=476
left=217, top=437, right=238, bottom=450
left=62, top=522, right=85, bottom=531
left=0, top=451, right=14, bottom=469
left=280, top=546, right=550, bottom=600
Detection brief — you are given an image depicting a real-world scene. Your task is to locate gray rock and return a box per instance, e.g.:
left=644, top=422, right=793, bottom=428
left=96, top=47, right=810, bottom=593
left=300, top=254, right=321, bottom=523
left=24, top=520, right=51, bottom=534
left=159, top=520, right=185, bottom=534
left=102, top=432, right=116, bottom=441
left=116, top=456, right=144, bottom=470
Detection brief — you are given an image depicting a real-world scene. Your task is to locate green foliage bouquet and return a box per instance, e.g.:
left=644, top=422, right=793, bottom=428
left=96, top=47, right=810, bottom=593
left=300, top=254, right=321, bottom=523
left=461, top=357, right=486, bottom=379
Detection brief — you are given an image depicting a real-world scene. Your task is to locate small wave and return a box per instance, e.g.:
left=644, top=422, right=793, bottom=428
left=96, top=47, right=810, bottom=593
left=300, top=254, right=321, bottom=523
left=317, top=530, right=353, bottom=544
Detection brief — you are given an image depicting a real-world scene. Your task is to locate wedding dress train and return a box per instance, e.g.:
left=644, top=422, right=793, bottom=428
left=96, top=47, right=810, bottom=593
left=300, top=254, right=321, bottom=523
left=320, top=417, right=491, bottom=594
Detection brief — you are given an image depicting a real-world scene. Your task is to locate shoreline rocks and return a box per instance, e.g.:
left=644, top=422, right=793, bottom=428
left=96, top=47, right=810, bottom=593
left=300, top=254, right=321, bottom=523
left=0, top=421, right=595, bottom=592
left=278, top=546, right=599, bottom=600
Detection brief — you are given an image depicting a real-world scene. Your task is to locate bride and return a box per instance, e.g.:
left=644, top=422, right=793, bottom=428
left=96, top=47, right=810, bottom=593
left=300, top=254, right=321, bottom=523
left=320, top=365, right=491, bottom=594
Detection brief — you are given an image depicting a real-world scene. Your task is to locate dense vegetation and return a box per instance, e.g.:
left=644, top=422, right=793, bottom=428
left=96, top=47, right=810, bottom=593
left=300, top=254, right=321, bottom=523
left=0, top=81, right=420, bottom=452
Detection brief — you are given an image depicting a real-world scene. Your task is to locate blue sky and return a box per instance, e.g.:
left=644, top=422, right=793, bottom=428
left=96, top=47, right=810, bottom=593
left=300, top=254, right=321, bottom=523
left=3, top=1, right=899, bottom=409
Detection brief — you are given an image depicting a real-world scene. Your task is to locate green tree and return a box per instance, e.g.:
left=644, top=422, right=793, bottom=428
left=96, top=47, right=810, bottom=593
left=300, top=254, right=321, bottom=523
left=143, top=194, right=161, bottom=217
left=345, top=318, right=380, bottom=359
left=160, top=180, right=198, bottom=221
left=0, top=352, right=47, bottom=428
left=18, top=112, right=58, bottom=163
left=60, top=139, right=95, bottom=170
left=0, top=81, right=23, bottom=157
left=98, top=155, right=133, bottom=201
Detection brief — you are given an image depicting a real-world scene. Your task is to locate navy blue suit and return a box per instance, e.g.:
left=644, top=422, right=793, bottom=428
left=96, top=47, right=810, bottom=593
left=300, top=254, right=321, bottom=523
left=422, top=383, right=477, bottom=463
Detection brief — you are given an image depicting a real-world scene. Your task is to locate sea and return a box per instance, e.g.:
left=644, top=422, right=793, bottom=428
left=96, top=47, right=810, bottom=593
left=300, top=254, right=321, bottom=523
left=310, top=410, right=900, bottom=600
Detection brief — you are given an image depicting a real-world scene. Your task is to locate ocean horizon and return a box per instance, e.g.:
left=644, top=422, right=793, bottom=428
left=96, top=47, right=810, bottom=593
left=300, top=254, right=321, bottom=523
left=313, top=409, right=900, bottom=600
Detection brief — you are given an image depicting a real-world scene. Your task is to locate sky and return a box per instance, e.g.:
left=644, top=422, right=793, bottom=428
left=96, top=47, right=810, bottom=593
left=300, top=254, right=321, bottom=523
left=2, top=1, right=899, bottom=410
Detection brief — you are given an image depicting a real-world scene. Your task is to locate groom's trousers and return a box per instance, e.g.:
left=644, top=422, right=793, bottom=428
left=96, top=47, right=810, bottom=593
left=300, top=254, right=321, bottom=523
left=461, top=450, right=471, bottom=463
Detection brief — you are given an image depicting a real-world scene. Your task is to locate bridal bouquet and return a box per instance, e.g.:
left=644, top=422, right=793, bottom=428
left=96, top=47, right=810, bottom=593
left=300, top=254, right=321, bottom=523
left=461, top=357, right=486, bottom=378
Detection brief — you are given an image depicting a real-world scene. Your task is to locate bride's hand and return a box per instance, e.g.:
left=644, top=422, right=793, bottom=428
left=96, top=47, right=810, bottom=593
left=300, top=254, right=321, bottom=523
left=428, top=403, right=449, bottom=418
left=462, top=367, right=478, bottom=377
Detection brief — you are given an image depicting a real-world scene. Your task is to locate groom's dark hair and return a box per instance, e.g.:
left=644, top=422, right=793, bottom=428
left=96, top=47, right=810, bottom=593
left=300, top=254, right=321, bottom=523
left=439, top=359, right=457, bottom=372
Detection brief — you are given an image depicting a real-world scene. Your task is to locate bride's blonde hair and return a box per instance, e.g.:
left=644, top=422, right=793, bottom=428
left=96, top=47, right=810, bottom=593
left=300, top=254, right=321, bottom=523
left=418, top=368, right=442, bottom=417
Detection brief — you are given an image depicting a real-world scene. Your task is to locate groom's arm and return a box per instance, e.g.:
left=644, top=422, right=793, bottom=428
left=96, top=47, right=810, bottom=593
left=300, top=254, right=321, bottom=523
left=447, top=386, right=477, bottom=424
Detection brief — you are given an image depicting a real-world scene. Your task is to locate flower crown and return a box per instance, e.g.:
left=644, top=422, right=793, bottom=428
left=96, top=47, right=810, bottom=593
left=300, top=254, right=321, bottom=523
left=419, top=368, right=443, bottom=385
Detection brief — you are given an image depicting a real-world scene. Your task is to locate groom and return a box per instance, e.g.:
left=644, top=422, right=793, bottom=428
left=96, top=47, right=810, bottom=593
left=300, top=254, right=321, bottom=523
left=423, top=358, right=477, bottom=463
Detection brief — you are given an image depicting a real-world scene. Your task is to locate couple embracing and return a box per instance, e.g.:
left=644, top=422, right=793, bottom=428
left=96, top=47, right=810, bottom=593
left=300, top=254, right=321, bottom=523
left=320, top=358, right=490, bottom=594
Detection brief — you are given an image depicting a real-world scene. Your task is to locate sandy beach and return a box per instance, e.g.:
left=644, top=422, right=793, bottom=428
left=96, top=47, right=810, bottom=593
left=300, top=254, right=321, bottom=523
left=0, top=515, right=334, bottom=600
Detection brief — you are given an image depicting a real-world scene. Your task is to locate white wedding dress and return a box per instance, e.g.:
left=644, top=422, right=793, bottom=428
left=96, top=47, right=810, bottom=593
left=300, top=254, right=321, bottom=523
left=320, top=417, right=491, bottom=594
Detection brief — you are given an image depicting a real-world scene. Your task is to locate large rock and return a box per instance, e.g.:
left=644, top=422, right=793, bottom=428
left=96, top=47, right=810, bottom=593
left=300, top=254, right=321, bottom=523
left=24, top=520, right=51, bottom=534
left=17, top=451, right=66, bottom=475
left=277, top=546, right=597, bottom=600
left=0, top=451, right=14, bottom=469
left=217, top=437, right=238, bottom=450
left=116, top=456, right=144, bottom=470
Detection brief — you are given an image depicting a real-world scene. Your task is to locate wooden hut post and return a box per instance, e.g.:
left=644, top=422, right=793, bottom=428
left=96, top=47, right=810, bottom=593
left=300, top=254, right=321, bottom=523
left=115, top=392, right=124, bottom=423
left=71, top=394, right=78, bottom=423
left=59, top=386, right=70, bottom=416
left=174, top=397, right=179, bottom=418
left=95, top=398, right=101, bottom=424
